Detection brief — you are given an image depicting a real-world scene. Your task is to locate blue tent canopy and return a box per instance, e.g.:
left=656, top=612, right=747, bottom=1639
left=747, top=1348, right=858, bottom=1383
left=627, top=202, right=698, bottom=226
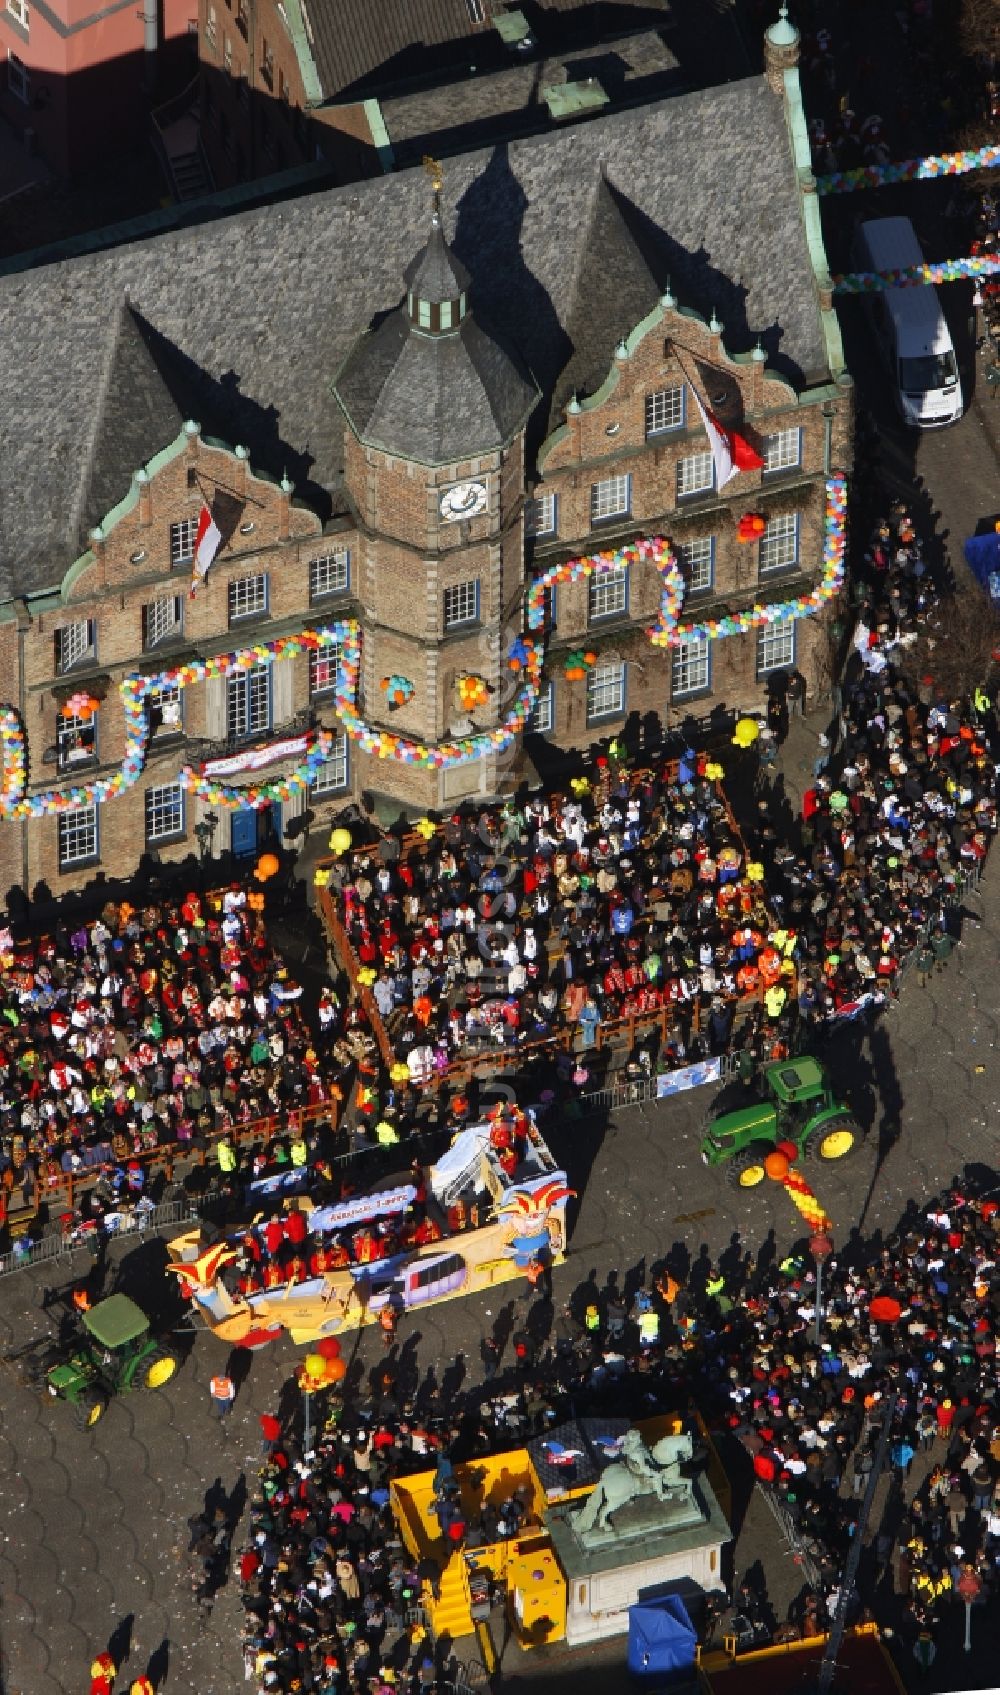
left=627, top=1593, right=698, bottom=1683
left=963, top=531, right=1000, bottom=599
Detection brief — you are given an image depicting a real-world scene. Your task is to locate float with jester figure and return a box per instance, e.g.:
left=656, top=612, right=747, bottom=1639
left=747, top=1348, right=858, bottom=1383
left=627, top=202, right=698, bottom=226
left=166, top=1108, right=573, bottom=1347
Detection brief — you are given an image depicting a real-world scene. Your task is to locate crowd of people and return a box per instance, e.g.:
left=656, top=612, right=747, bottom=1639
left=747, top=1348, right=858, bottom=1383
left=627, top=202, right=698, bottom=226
left=333, top=762, right=796, bottom=1082
left=745, top=502, right=996, bottom=1033
left=322, top=501, right=995, bottom=1098
left=0, top=886, right=350, bottom=1210
left=237, top=1170, right=1000, bottom=1693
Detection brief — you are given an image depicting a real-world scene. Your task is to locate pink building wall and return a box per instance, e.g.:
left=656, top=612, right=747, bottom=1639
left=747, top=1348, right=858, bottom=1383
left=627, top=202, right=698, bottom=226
left=0, top=0, right=195, bottom=174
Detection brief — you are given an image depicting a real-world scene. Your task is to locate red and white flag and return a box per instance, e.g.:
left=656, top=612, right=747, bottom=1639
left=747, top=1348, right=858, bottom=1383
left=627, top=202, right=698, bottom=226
left=190, top=502, right=223, bottom=596
left=690, top=386, right=764, bottom=489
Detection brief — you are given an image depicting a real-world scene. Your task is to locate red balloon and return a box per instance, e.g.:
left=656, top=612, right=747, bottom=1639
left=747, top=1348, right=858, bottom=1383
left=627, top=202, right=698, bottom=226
left=317, top=1336, right=341, bottom=1359
left=776, top=1140, right=799, bottom=1163
left=870, top=1295, right=902, bottom=1323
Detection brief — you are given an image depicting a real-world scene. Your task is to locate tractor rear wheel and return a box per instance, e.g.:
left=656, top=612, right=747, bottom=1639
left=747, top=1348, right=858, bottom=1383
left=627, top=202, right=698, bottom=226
left=802, top=1115, right=860, bottom=1163
left=726, top=1145, right=769, bottom=1189
left=142, top=1347, right=179, bottom=1390
left=74, top=1389, right=107, bottom=1430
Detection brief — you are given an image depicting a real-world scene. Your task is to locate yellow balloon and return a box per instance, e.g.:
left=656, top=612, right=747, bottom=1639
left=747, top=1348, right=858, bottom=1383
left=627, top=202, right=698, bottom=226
left=329, top=827, right=352, bottom=856
left=732, top=717, right=760, bottom=748
left=304, top=1352, right=326, bottom=1380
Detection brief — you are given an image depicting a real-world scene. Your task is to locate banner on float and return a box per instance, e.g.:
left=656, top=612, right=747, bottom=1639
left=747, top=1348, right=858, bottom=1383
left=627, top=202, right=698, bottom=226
left=656, top=1058, right=722, bottom=1097
left=309, top=1185, right=417, bottom=1236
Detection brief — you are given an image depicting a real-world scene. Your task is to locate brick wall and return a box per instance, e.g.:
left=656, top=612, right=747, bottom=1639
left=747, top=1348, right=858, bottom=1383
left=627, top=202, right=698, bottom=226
left=4, top=428, right=361, bottom=895
left=525, top=300, right=851, bottom=747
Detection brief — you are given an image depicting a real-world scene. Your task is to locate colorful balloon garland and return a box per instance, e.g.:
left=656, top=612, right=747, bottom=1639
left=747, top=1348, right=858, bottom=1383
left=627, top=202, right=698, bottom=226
left=649, top=473, right=847, bottom=649
left=0, top=474, right=849, bottom=802
left=179, top=728, right=337, bottom=810
left=834, top=253, right=1000, bottom=292
left=0, top=707, right=26, bottom=807
left=0, top=625, right=348, bottom=820
left=332, top=624, right=544, bottom=767
left=817, top=142, right=1000, bottom=197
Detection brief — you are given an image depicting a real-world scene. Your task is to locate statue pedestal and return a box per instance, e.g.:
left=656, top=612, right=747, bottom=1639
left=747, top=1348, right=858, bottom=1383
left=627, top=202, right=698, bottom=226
left=546, top=1477, right=730, bottom=1648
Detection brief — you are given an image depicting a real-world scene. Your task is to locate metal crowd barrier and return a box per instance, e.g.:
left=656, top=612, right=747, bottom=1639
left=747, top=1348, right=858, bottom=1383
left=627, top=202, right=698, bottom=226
left=0, top=1196, right=198, bottom=1279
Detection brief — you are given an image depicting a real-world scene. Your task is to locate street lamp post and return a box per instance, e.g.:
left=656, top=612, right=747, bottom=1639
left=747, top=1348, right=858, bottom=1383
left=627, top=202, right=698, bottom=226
left=957, top=1565, right=981, bottom=1653
left=809, top=1230, right=834, bottom=1346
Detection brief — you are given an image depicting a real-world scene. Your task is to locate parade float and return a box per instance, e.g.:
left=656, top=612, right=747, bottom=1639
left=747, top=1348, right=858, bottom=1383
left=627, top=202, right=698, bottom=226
left=166, top=1108, right=572, bottom=1347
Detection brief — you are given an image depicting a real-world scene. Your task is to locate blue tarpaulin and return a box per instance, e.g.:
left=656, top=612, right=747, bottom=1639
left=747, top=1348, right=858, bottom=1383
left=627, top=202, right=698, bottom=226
left=963, top=531, right=1000, bottom=599
left=627, top=1594, right=698, bottom=1683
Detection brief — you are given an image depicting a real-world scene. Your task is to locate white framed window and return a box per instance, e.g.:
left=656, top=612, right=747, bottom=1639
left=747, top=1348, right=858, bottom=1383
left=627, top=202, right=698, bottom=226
left=54, top=619, right=96, bottom=674
left=224, top=32, right=232, bottom=70
left=759, top=513, right=799, bottom=573
left=588, top=563, right=629, bottom=623
left=170, top=517, right=198, bottom=566
left=227, top=662, right=270, bottom=739
left=151, top=682, right=183, bottom=735
left=58, top=805, right=99, bottom=869
left=677, top=452, right=715, bottom=499
left=205, top=1, right=217, bottom=40
left=678, top=536, right=715, bottom=594
left=143, top=595, right=183, bottom=649
left=310, top=731, right=349, bottom=796
left=57, top=711, right=97, bottom=770
left=443, top=579, right=479, bottom=629
left=6, top=0, right=29, bottom=30
left=645, top=385, right=685, bottom=436
left=310, top=643, right=340, bottom=698
left=672, top=637, right=711, bottom=699
left=586, top=660, right=626, bottom=724
left=757, top=617, right=796, bottom=676
left=7, top=50, right=29, bottom=101
left=525, top=493, right=557, bottom=539
left=528, top=681, right=554, bottom=734
left=309, top=550, right=350, bottom=600
left=465, top=0, right=485, bottom=20
left=764, top=428, right=802, bottom=474
left=228, top=572, right=268, bottom=623
left=145, top=782, right=185, bottom=843
left=590, top=475, right=631, bottom=525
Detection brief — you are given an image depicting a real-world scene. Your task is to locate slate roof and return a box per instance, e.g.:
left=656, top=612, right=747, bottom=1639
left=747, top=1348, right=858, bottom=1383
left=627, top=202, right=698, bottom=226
left=74, top=302, right=187, bottom=548
left=556, top=173, right=663, bottom=415
left=404, top=215, right=471, bottom=305
left=304, top=0, right=668, bottom=100
left=333, top=289, right=540, bottom=465
left=0, top=80, right=828, bottom=599
left=381, top=30, right=684, bottom=161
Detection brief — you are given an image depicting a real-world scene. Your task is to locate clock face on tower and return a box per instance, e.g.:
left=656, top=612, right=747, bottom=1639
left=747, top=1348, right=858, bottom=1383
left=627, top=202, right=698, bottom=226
left=439, top=480, right=489, bottom=523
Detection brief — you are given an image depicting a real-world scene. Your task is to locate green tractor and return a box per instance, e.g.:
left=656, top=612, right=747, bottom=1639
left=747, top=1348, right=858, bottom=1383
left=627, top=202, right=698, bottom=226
left=700, top=1055, right=862, bottom=1190
left=45, top=1293, right=180, bottom=1428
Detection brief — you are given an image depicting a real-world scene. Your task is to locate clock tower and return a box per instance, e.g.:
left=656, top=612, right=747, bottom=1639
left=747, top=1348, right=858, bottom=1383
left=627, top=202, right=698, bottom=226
left=333, top=186, right=539, bottom=810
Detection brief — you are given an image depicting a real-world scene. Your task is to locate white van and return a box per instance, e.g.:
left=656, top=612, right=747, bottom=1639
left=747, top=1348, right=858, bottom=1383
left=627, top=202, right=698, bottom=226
left=853, top=216, right=963, bottom=428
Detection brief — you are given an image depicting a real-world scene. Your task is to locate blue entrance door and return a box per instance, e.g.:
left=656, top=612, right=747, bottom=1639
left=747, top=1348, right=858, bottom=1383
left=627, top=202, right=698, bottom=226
left=231, top=809, right=256, bottom=858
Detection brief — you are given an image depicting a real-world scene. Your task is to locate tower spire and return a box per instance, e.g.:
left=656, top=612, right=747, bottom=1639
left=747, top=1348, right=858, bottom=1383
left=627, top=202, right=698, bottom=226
left=422, top=154, right=444, bottom=227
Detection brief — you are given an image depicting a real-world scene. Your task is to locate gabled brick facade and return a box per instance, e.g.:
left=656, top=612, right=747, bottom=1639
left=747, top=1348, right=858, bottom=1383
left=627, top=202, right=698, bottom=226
left=525, top=297, right=853, bottom=750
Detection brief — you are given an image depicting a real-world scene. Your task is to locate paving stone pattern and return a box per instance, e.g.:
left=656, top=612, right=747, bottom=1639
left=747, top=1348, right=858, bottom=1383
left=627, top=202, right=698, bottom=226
left=0, top=853, right=998, bottom=1692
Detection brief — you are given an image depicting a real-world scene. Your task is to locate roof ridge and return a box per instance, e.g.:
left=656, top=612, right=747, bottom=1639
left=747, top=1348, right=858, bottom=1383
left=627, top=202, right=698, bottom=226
left=68, top=295, right=129, bottom=553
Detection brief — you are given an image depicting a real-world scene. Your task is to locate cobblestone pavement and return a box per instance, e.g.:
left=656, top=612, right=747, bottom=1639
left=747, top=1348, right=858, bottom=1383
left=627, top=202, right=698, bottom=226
left=0, top=844, right=997, bottom=1694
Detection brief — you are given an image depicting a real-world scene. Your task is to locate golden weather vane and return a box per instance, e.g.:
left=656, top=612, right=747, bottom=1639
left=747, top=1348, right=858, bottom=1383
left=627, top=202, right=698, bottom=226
left=422, top=155, right=444, bottom=195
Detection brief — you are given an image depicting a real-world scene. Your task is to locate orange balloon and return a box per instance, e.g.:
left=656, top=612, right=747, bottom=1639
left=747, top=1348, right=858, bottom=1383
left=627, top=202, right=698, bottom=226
left=256, top=852, right=280, bottom=880
left=765, top=1149, right=790, bottom=1181
left=324, top=1355, right=347, bottom=1383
